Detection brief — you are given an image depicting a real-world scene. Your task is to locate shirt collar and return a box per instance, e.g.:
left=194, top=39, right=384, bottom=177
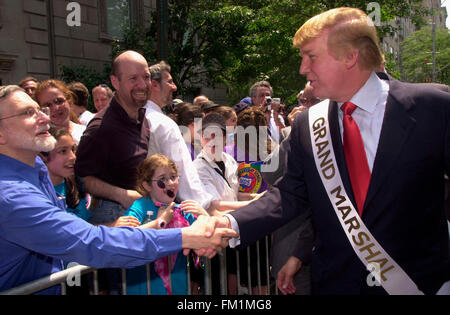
left=0, top=154, right=47, bottom=185
left=145, top=100, right=163, bottom=114
left=111, top=96, right=146, bottom=126
left=198, top=150, right=225, bottom=165
left=345, top=71, right=385, bottom=114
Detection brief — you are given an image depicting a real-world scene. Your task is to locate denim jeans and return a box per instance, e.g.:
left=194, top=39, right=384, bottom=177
left=88, top=199, right=126, bottom=225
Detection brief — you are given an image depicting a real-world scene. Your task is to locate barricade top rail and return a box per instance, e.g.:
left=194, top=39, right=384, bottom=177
left=0, top=264, right=94, bottom=295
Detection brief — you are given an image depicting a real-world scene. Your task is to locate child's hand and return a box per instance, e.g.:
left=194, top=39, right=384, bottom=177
left=181, top=200, right=209, bottom=217
left=157, top=203, right=175, bottom=224
left=111, top=216, right=140, bottom=228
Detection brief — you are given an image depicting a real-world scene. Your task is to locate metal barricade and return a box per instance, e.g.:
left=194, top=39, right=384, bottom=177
left=0, top=234, right=277, bottom=295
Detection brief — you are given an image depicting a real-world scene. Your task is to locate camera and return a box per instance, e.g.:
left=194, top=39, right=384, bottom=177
left=265, top=96, right=280, bottom=112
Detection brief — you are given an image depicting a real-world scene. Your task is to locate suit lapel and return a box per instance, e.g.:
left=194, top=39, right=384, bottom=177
left=364, top=80, right=416, bottom=217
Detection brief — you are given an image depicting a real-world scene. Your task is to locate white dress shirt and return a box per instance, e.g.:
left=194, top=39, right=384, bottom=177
left=145, top=100, right=214, bottom=209
left=78, top=110, right=95, bottom=126
left=337, top=71, right=389, bottom=172
left=70, top=121, right=86, bottom=145
left=227, top=71, right=390, bottom=246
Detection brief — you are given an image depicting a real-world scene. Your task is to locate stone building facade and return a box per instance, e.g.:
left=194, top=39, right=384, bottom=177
left=0, top=0, right=155, bottom=85
left=0, top=0, right=227, bottom=104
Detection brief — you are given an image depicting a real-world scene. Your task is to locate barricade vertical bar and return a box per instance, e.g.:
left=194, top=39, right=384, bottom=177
left=219, top=251, right=227, bottom=295
left=266, top=235, right=270, bottom=295
left=204, top=258, right=212, bottom=295
left=247, top=246, right=251, bottom=291
left=236, top=250, right=242, bottom=294
left=256, top=240, right=261, bottom=295
left=168, top=257, right=172, bottom=294
left=93, top=269, right=99, bottom=295
left=146, top=263, right=151, bottom=295
left=121, top=268, right=127, bottom=295
left=186, top=256, right=191, bottom=295
left=61, top=282, right=66, bottom=295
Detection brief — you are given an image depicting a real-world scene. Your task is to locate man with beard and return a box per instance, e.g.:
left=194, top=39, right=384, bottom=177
left=75, top=50, right=151, bottom=224
left=145, top=61, right=214, bottom=210
left=0, top=85, right=237, bottom=294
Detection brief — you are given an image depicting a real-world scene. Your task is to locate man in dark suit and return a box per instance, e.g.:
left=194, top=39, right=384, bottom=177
left=263, top=82, right=321, bottom=295
left=213, top=7, right=450, bottom=295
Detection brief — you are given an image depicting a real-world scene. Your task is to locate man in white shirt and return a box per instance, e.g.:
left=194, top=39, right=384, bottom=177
left=145, top=61, right=214, bottom=209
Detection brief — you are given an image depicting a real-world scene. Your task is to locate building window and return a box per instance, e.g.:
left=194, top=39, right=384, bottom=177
left=98, top=0, right=143, bottom=40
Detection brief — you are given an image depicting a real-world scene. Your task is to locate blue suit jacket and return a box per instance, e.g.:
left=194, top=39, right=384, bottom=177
left=231, top=75, right=450, bottom=295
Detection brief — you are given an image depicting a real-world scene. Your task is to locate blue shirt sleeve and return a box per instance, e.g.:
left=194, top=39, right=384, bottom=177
left=0, top=183, right=183, bottom=269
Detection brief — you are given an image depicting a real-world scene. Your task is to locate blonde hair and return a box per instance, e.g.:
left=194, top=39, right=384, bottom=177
left=293, top=7, right=384, bottom=71
left=92, top=85, right=113, bottom=98
left=135, top=154, right=178, bottom=196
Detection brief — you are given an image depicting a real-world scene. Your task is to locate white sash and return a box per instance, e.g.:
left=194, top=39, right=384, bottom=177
left=308, top=100, right=424, bottom=295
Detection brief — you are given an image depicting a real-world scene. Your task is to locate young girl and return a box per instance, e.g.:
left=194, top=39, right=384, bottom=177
left=40, top=127, right=91, bottom=221
left=121, top=154, right=206, bottom=295
left=40, top=127, right=93, bottom=295
left=41, top=127, right=137, bottom=227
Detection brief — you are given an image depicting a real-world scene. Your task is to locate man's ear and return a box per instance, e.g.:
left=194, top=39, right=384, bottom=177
left=0, top=125, right=7, bottom=145
left=110, top=74, right=120, bottom=92
left=345, top=49, right=359, bottom=69
left=150, top=79, right=160, bottom=91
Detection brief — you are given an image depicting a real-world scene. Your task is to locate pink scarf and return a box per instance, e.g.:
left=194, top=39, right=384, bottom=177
left=153, top=210, right=190, bottom=295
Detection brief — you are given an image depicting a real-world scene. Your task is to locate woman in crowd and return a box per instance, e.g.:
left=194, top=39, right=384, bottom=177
left=92, top=84, right=113, bottom=112
left=34, top=79, right=86, bottom=145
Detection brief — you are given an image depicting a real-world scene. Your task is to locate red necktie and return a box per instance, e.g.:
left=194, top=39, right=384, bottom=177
left=341, top=102, right=371, bottom=216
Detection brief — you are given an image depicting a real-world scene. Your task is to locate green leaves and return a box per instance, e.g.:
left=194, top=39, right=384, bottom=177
left=400, top=26, right=450, bottom=84
left=60, top=0, right=436, bottom=106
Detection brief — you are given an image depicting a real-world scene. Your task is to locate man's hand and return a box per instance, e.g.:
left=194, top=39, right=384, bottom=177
left=287, top=106, right=307, bottom=126
left=277, top=256, right=303, bottom=295
left=83, top=176, right=142, bottom=209
left=181, top=215, right=237, bottom=259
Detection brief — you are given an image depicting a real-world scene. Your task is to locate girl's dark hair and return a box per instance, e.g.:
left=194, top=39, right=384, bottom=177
left=236, top=107, right=272, bottom=160
left=41, top=127, right=84, bottom=209
left=208, top=105, right=236, bottom=121
left=169, top=102, right=203, bottom=126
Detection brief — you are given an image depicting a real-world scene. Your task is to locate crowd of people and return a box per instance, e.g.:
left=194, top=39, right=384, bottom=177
left=0, top=7, right=449, bottom=296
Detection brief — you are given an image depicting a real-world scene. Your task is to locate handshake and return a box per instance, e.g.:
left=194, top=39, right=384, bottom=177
left=180, top=214, right=237, bottom=259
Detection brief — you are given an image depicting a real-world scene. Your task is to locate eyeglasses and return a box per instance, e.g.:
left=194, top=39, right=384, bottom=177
left=151, top=175, right=179, bottom=189
left=40, top=97, right=67, bottom=109
left=0, top=107, right=50, bottom=121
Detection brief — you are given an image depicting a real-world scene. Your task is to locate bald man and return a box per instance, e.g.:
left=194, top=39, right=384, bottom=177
left=75, top=50, right=152, bottom=224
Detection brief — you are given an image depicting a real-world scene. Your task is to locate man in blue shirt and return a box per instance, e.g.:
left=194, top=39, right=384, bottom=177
left=0, top=85, right=236, bottom=294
